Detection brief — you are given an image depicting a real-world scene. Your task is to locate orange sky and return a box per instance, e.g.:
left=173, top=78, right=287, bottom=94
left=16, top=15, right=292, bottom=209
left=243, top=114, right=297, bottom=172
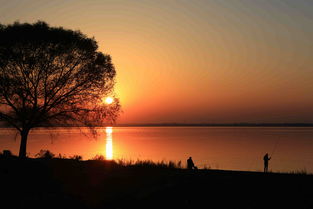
left=1, top=0, right=313, bottom=123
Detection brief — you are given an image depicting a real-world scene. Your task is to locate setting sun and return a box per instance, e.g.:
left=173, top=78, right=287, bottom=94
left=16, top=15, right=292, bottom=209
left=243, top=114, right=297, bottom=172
left=104, top=97, right=114, bottom=104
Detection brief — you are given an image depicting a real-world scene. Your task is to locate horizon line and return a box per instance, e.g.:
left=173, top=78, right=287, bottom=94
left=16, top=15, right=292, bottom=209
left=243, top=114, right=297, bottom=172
left=114, top=122, right=313, bottom=127
left=0, top=122, right=313, bottom=128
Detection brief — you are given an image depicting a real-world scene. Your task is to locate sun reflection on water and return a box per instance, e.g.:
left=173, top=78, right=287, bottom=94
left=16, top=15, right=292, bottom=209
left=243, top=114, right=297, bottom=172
left=105, top=127, right=113, bottom=160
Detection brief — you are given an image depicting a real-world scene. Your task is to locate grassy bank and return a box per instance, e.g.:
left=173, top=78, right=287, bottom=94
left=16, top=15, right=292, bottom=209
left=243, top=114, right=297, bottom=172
left=1, top=157, right=312, bottom=209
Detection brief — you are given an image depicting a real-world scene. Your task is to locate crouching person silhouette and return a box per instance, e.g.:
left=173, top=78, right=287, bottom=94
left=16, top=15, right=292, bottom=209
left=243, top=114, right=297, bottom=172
left=187, top=157, right=198, bottom=170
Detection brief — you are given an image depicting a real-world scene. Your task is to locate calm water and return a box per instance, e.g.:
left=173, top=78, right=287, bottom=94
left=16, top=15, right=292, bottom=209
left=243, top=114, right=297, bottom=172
left=0, top=127, right=312, bottom=172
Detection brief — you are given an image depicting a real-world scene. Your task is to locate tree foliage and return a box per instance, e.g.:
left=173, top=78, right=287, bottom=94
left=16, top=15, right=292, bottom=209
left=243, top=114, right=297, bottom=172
left=0, top=21, right=120, bottom=157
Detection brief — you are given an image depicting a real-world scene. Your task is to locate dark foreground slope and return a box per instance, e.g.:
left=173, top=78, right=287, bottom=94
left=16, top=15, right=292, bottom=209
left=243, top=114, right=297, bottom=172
left=1, top=158, right=312, bottom=209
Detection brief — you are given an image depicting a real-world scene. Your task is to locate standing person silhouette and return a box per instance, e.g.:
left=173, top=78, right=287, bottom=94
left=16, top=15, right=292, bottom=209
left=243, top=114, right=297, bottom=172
left=263, top=153, right=271, bottom=173
left=187, top=157, right=195, bottom=170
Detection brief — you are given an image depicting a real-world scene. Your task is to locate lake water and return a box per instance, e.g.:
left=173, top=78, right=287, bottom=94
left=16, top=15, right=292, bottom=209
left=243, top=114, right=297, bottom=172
left=0, top=126, right=312, bottom=173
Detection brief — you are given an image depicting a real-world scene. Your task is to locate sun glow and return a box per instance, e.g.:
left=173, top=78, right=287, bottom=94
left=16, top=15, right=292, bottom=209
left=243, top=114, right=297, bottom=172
left=104, top=97, right=114, bottom=104
left=105, top=127, right=113, bottom=160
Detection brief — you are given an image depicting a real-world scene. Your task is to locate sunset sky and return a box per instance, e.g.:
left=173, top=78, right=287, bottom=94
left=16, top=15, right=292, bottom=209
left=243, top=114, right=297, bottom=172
left=1, top=0, right=312, bottom=124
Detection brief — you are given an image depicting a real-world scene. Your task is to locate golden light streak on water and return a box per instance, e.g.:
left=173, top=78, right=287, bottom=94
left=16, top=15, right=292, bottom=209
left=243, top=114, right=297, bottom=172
left=105, top=127, right=113, bottom=160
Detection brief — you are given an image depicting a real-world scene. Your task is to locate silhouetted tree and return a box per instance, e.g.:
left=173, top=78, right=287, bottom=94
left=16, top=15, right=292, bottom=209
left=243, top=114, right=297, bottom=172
left=0, top=21, right=120, bottom=158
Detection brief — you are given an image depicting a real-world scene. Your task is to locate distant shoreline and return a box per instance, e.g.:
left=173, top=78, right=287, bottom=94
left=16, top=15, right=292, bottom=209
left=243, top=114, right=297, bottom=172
left=1, top=123, right=313, bottom=128
left=114, top=123, right=313, bottom=127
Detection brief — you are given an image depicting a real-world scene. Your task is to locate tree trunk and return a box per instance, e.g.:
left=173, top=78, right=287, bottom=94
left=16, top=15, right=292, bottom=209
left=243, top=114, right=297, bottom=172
left=19, top=129, right=29, bottom=158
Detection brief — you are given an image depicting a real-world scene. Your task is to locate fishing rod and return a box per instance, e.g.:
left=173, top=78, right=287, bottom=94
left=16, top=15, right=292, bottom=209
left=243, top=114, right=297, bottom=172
left=270, top=136, right=280, bottom=157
